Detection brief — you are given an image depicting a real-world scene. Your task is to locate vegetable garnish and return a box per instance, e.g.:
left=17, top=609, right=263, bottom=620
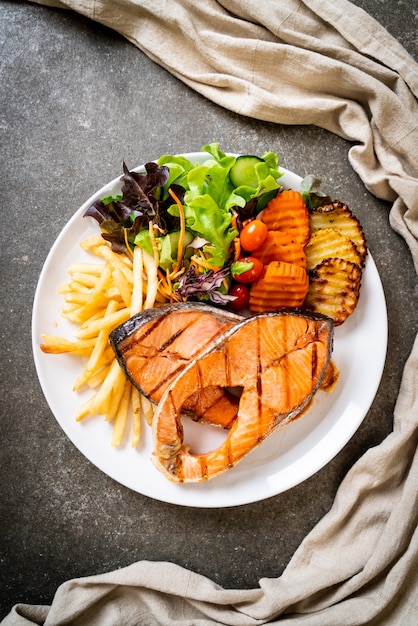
left=83, top=144, right=354, bottom=313
left=176, top=266, right=235, bottom=305
left=84, top=143, right=284, bottom=307
left=300, top=175, right=332, bottom=209
left=231, top=257, right=264, bottom=283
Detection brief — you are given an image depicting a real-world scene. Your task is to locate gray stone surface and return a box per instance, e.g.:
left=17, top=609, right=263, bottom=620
left=1, top=0, right=417, bottom=618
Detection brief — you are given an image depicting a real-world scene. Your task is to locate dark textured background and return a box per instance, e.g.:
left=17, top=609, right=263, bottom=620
left=1, top=0, right=417, bottom=618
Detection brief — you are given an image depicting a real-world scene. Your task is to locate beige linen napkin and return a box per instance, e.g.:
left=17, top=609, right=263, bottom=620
left=5, top=0, right=417, bottom=624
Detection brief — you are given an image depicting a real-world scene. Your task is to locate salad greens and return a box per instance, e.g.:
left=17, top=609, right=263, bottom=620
left=84, top=161, right=177, bottom=254
left=156, top=143, right=282, bottom=269
left=300, top=174, right=332, bottom=209
left=84, top=143, right=284, bottom=304
left=175, top=266, right=234, bottom=305
left=230, top=259, right=255, bottom=277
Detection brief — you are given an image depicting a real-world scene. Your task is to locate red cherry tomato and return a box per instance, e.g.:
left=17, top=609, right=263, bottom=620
left=231, top=256, right=264, bottom=283
left=228, top=284, right=250, bottom=311
left=240, top=219, right=268, bottom=252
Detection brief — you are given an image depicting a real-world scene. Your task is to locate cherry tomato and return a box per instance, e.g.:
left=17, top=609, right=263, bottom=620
left=240, top=219, right=268, bottom=252
left=231, top=256, right=264, bottom=283
left=228, top=284, right=250, bottom=311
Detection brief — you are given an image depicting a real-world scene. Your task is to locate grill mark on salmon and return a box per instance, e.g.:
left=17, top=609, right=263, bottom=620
left=147, top=365, right=185, bottom=399
left=117, top=316, right=166, bottom=355
left=311, top=341, right=318, bottom=381
left=256, top=321, right=263, bottom=443
left=158, top=327, right=188, bottom=352
left=152, top=309, right=334, bottom=483
left=109, top=303, right=243, bottom=424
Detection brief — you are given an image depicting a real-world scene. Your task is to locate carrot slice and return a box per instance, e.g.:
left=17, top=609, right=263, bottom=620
left=249, top=261, right=309, bottom=313
left=261, top=190, right=310, bottom=246
left=251, top=231, right=306, bottom=269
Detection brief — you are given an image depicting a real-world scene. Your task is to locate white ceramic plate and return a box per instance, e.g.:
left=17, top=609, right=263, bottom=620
left=32, top=153, right=387, bottom=508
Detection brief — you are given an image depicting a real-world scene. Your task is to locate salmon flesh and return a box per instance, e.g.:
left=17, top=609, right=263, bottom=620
left=109, top=303, right=243, bottom=428
left=151, top=308, right=334, bottom=483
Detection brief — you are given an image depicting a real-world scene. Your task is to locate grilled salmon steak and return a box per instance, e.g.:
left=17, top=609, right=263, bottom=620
left=109, top=303, right=242, bottom=427
left=152, top=309, right=334, bottom=483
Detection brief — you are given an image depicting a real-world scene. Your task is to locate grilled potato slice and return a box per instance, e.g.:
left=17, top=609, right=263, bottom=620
left=309, top=202, right=367, bottom=265
left=305, top=228, right=362, bottom=271
left=304, top=258, right=362, bottom=325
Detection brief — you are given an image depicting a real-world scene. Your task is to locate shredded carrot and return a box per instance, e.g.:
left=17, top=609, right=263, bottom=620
left=261, top=190, right=310, bottom=246
left=233, top=237, right=241, bottom=262
left=157, top=268, right=170, bottom=290
left=191, top=250, right=221, bottom=272
left=157, top=269, right=174, bottom=302
left=168, top=188, right=186, bottom=276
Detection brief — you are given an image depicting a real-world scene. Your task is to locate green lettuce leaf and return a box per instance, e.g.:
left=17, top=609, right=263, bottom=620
left=169, top=191, right=238, bottom=269
left=300, top=175, right=332, bottom=209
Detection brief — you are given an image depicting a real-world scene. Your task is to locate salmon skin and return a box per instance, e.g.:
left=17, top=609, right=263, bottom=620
left=152, top=309, right=334, bottom=483
left=109, top=303, right=242, bottom=427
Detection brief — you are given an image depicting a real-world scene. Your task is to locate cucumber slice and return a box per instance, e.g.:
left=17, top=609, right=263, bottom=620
left=167, top=229, right=194, bottom=253
left=229, top=155, right=263, bottom=188
left=135, top=229, right=194, bottom=271
left=159, top=229, right=194, bottom=270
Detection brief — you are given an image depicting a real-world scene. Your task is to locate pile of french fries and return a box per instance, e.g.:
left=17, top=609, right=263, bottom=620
left=40, top=235, right=163, bottom=447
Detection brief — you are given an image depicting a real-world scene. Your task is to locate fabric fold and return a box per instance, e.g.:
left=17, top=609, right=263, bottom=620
left=29, top=0, right=418, bottom=271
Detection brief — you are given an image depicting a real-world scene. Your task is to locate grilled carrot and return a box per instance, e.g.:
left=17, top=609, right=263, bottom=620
left=249, top=261, right=309, bottom=312
left=261, top=189, right=310, bottom=246
left=251, top=231, right=307, bottom=269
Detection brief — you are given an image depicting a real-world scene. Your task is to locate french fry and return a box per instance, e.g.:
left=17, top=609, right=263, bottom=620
left=42, top=236, right=164, bottom=445
left=73, top=301, right=119, bottom=390
left=58, top=283, right=76, bottom=295
left=105, top=367, right=129, bottom=421
left=69, top=272, right=100, bottom=288
left=75, top=395, right=98, bottom=423
left=76, top=358, right=122, bottom=421
left=78, top=309, right=105, bottom=330
left=67, top=262, right=104, bottom=274
left=78, top=235, right=107, bottom=251
left=40, top=335, right=96, bottom=356
left=64, top=292, right=91, bottom=305
left=64, top=264, right=112, bottom=324
left=86, top=365, right=111, bottom=389
left=141, top=394, right=155, bottom=427
left=130, top=246, right=144, bottom=315
left=89, top=243, right=133, bottom=279
left=131, top=386, right=142, bottom=447
left=113, top=267, right=133, bottom=309
left=67, top=281, right=93, bottom=293
left=74, top=307, right=131, bottom=340
left=143, top=250, right=158, bottom=310
left=111, top=380, right=131, bottom=446
left=61, top=302, right=84, bottom=317
left=105, top=286, right=125, bottom=302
